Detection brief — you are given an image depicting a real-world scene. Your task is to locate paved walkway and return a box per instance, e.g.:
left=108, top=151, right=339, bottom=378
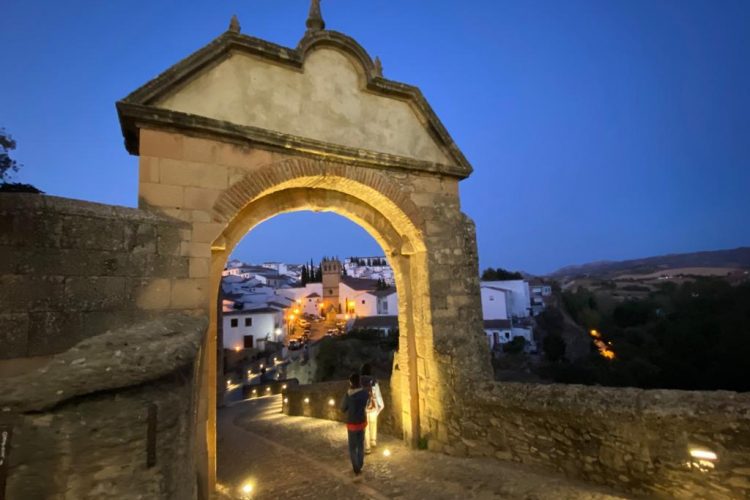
left=216, top=396, right=631, bottom=500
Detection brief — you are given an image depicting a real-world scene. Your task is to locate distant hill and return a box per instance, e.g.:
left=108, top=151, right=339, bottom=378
left=549, top=247, right=750, bottom=279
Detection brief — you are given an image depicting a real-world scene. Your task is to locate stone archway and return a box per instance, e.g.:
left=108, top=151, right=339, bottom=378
left=118, top=12, right=492, bottom=495
left=210, top=158, right=429, bottom=442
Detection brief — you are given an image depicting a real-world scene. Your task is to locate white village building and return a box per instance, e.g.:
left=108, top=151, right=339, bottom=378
left=480, top=280, right=535, bottom=352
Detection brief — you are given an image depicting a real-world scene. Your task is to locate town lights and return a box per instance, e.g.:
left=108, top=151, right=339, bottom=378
left=328, top=398, right=335, bottom=406
left=274, top=328, right=281, bottom=336
left=383, top=448, right=391, bottom=457
left=282, top=384, right=287, bottom=390
left=304, top=397, right=310, bottom=404
left=234, top=346, right=241, bottom=352
left=265, top=387, right=271, bottom=392
left=283, top=397, right=289, bottom=403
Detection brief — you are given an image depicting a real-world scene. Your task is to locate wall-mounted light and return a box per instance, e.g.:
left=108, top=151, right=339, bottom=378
left=304, top=397, right=310, bottom=404
left=690, top=449, right=718, bottom=461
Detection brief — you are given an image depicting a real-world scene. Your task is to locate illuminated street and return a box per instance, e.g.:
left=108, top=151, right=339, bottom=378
left=216, top=396, right=629, bottom=499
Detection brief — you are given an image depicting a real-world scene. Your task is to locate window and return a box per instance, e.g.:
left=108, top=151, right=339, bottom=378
left=362, top=299, right=365, bottom=304
left=230, top=318, right=238, bottom=328
left=245, top=317, right=252, bottom=327
left=504, top=332, right=510, bottom=339
left=489, top=295, right=494, bottom=301
left=243, top=335, right=254, bottom=348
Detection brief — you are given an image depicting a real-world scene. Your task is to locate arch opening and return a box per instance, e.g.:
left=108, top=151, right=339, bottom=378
left=205, top=175, right=441, bottom=488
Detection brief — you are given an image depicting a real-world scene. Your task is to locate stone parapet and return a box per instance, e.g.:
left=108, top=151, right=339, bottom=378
left=0, top=315, right=207, bottom=499
left=458, top=381, right=750, bottom=498
left=282, top=379, right=401, bottom=438
left=0, top=193, right=196, bottom=360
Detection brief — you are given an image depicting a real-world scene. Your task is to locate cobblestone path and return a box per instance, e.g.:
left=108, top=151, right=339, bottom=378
left=216, top=396, right=631, bottom=500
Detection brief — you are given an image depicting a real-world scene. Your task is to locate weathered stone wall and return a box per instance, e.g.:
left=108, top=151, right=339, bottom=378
left=0, top=315, right=206, bottom=500
left=282, top=379, right=402, bottom=438
left=0, top=193, right=194, bottom=360
left=457, top=382, right=750, bottom=499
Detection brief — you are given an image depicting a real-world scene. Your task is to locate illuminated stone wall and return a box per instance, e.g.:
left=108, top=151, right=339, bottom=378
left=282, top=379, right=402, bottom=438
left=119, top=25, right=494, bottom=494
left=458, top=382, right=750, bottom=498
left=133, top=129, right=493, bottom=491
left=0, top=193, right=194, bottom=362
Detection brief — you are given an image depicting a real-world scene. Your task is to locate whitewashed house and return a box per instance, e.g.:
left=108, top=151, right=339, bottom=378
left=480, top=280, right=535, bottom=352
left=222, top=306, right=284, bottom=351
left=480, top=280, right=531, bottom=318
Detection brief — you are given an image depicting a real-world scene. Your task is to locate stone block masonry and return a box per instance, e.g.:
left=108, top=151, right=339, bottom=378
left=283, top=379, right=402, bottom=438
left=0, top=315, right=206, bottom=499
left=0, top=193, right=195, bottom=360
left=459, top=382, right=750, bottom=499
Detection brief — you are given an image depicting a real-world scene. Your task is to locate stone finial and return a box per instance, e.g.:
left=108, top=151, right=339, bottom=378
left=373, top=56, right=383, bottom=77
left=306, top=0, right=325, bottom=32
left=229, top=14, right=241, bottom=33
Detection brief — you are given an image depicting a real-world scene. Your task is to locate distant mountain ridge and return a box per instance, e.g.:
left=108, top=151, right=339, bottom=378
left=549, top=247, right=750, bottom=279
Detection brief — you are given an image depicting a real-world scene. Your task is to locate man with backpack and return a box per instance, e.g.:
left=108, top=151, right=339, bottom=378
left=360, top=363, right=384, bottom=454
left=340, top=372, right=370, bottom=474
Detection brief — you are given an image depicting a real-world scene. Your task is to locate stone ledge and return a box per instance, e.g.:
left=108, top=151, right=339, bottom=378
left=0, top=314, right=207, bottom=413
left=0, top=192, right=188, bottom=227
left=471, top=381, right=750, bottom=420
left=283, top=379, right=400, bottom=437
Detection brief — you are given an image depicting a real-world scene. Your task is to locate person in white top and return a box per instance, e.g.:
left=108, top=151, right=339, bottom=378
left=360, top=363, right=384, bottom=454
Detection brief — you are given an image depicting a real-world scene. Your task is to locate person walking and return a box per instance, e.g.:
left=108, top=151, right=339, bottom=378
left=340, top=372, right=369, bottom=474
left=360, top=363, right=384, bottom=454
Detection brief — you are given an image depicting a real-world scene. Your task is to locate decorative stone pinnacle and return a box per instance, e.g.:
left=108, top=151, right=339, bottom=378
left=306, top=0, right=325, bottom=32
left=373, top=56, right=383, bottom=77
left=229, top=14, right=241, bottom=33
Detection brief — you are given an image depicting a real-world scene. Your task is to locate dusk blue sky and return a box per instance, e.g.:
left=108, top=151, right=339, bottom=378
left=2, top=1, right=748, bottom=275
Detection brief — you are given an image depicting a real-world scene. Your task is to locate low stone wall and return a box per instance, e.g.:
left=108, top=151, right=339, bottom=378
left=242, top=379, right=300, bottom=399
left=0, top=193, right=192, bottom=360
left=0, top=315, right=206, bottom=500
left=455, top=382, right=750, bottom=499
left=283, top=379, right=401, bottom=438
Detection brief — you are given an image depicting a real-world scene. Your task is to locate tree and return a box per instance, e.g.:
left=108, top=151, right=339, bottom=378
left=543, top=334, right=566, bottom=362
left=481, top=267, right=523, bottom=280
left=0, top=128, right=42, bottom=193
left=0, top=129, right=19, bottom=182
left=536, top=307, right=564, bottom=336
left=502, top=336, right=526, bottom=354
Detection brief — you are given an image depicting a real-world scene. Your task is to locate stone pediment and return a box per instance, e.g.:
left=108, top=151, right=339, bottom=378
left=117, top=29, right=472, bottom=178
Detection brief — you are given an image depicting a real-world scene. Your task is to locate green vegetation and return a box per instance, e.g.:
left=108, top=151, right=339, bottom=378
left=502, top=336, right=526, bottom=354
left=0, top=128, right=41, bottom=193
left=481, top=267, right=523, bottom=280
left=314, top=331, right=396, bottom=382
left=300, top=260, right=322, bottom=284
left=547, top=278, right=750, bottom=391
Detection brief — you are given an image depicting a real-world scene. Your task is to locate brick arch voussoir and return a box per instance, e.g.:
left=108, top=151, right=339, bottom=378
left=213, top=158, right=425, bottom=231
